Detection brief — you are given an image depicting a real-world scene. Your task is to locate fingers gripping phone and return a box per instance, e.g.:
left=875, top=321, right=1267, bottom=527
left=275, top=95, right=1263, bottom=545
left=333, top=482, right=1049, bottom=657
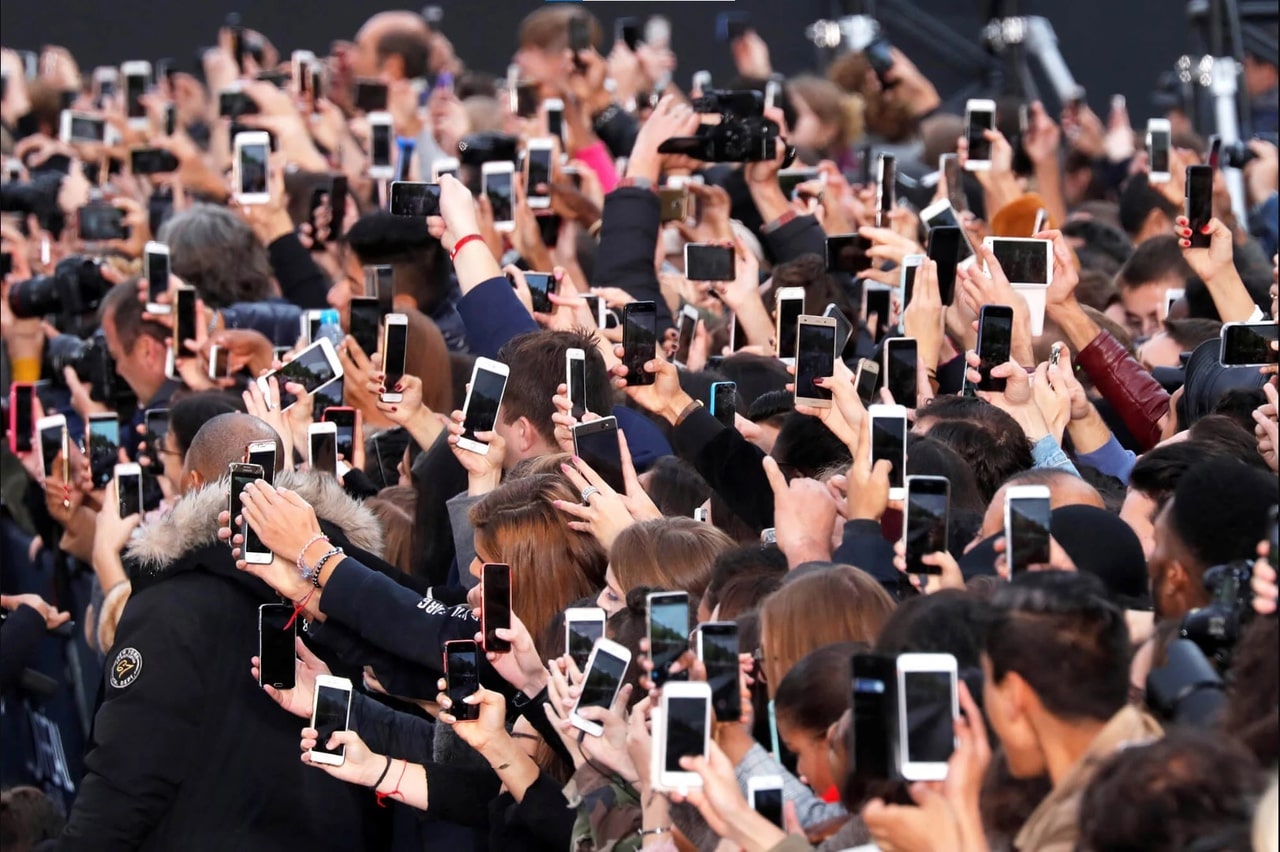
left=229, top=462, right=271, bottom=564
left=259, top=602, right=297, bottom=689
left=868, top=404, right=908, bottom=501
left=482, top=563, right=512, bottom=653
left=748, top=776, right=784, bottom=828
left=903, top=476, right=950, bottom=575
left=445, top=640, right=482, bottom=721
left=697, top=622, right=741, bottom=722
left=572, top=417, right=625, bottom=493
left=309, top=675, right=354, bottom=766
left=380, top=313, right=409, bottom=403
left=654, top=681, right=712, bottom=791
left=1004, top=485, right=1052, bottom=573
left=570, top=638, right=632, bottom=736
left=459, top=358, right=510, bottom=455
left=794, top=315, right=837, bottom=408
left=622, top=302, right=658, bottom=387
left=971, top=305, right=1014, bottom=394
left=896, top=653, right=958, bottom=782
left=647, top=591, right=690, bottom=688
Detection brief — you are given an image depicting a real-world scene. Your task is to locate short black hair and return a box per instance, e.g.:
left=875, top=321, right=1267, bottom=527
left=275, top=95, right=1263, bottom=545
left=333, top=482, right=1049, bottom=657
left=643, top=456, right=711, bottom=518
left=876, top=589, right=988, bottom=682
left=1115, top=235, right=1193, bottom=291
left=1118, top=173, right=1179, bottom=238
left=905, top=435, right=985, bottom=514
left=923, top=416, right=1033, bottom=504
left=376, top=29, right=431, bottom=80
left=704, top=543, right=788, bottom=613
left=771, top=412, right=851, bottom=479
left=774, top=642, right=861, bottom=735
left=1060, top=218, right=1133, bottom=269
left=1162, top=317, right=1222, bottom=351
left=1209, top=390, right=1269, bottom=438
left=1129, top=440, right=1218, bottom=506
left=1169, top=458, right=1278, bottom=572
left=746, top=389, right=794, bottom=424
left=168, top=391, right=245, bottom=458
left=983, top=572, right=1129, bottom=722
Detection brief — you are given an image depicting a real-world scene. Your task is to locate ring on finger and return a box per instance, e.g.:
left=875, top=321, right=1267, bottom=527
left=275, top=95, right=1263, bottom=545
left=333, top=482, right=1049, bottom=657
left=580, top=485, right=600, bottom=504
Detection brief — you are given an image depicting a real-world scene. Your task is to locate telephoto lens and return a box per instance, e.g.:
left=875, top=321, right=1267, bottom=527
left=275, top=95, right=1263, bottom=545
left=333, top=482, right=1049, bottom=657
left=8, top=256, right=112, bottom=319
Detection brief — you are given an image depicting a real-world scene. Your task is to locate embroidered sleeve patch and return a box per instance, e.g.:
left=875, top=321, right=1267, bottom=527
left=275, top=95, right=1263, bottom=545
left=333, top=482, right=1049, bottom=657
left=110, top=648, right=143, bottom=689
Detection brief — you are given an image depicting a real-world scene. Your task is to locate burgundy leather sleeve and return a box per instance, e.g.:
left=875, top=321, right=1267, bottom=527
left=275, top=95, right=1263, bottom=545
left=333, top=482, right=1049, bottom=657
left=1076, top=329, right=1171, bottom=451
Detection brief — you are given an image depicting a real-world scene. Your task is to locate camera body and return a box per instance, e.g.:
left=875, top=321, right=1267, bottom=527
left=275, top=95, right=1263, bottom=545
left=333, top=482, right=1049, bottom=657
left=1178, top=561, right=1254, bottom=668
left=47, top=332, right=125, bottom=406
left=657, top=90, right=791, bottom=164
left=8, top=255, right=113, bottom=321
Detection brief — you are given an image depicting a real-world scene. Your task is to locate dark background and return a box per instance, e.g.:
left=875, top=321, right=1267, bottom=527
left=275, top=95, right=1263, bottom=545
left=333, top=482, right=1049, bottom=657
left=1, top=0, right=1191, bottom=122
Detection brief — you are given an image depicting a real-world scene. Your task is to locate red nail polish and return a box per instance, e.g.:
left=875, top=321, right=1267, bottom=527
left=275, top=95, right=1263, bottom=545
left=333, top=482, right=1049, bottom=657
left=1201, top=224, right=1212, bottom=234
left=394, top=383, right=402, bottom=392
left=390, top=406, right=398, bottom=412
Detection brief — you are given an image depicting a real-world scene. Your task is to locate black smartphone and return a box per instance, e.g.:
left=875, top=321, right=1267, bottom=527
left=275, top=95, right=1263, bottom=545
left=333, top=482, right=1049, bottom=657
left=163, top=103, right=177, bottom=136
left=850, top=652, right=897, bottom=782
left=445, top=640, right=481, bottom=721
left=381, top=315, right=409, bottom=393
left=904, top=476, right=950, bottom=575
left=825, top=234, right=872, bottom=275
left=482, top=563, right=513, bottom=653
left=883, top=338, right=918, bottom=406
left=711, top=381, right=737, bottom=428
left=78, top=204, right=126, bottom=241
left=144, top=408, right=168, bottom=473
left=824, top=303, right=854, bottom=354
left=1185, top=165, right=1213, bottom=249
left=11, top=384, right=34, bottom=454
left=685, top=244, right=736, bottom=281
left=388, top=181, right=441, bottom=217
left=855, top=359, right=880, bottom=405
left=39, top=419, right=66, bottom=479
left=902, top=260, right=920, bottom=310
left=87, top=413, right=120, bottom=489
left=329, top=174, right=349, bottom=241
left=460, top=361, right=509, bottom=451
left=116, top=465, right=142, bottom=518
left=309, top=425, right=338, bottom=477
left=353, top=79, right=389, bottom=112
left=245, top=440, right=277, bottom=488
left=172, top=287, right=197, bottom=357
left=795, top=318, right=836, bottom=403
left=647, top=591, right=690, bottom=688
left=521, top=272, right=556, bottom=314
left=870, top=407, right=907, bottom=495
left=616, top=17, right=642, bottom=51
left=130, top=147, right=179, bottom=175
left=966, top=103, right=994, bottom=163
left=974, top=305, right=1014, bottom=393
left=1006, top=489, right=1052, bottom=573
left=572, top=416, right=625, bottom=493
left=698, top=622, right=741, bottom=722
left=565, top=610, right=606, bottom=670
left=876, top=154, right=896, bottom=228
left=228, top=462, right=266, bottom=556
left=145, top=245, right=170, bottom=311
left=1219, top=322, right=1279, bottom=366
left=321, top=407, right=357, bottom=460
left=347, top=296, right=382, bottom=358
left=864, top=287, right=892, bottom=341
left=925, top=227, right=962, bottom=306
left=218, top=88, right=259, bottom=118
left=622, top=302, right=658, bottom=387
left=258, top=602, right=297, bottom=689
left=484, top=165, right=515, bottom=223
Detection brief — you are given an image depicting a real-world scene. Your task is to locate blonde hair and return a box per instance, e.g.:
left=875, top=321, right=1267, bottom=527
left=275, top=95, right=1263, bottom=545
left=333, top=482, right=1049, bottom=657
left=609, top=518, right=734, bottom=602
left=788, top=74, right=863, bottom=151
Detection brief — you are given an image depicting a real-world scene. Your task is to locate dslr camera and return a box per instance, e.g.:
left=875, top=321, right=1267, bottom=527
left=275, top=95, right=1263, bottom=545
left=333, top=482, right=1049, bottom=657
left=1178, top=561, right=1254, bottom=669
left=47, top=331, right=127, bottom=407
left=658, top=90, right=794, bottom=164
left=8, top=255, right=113, bottom=324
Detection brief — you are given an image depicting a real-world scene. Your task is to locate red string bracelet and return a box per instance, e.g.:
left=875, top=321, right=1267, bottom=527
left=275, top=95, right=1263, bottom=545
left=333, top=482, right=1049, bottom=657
left=375, top=759, right=409, bottom=807
left=284, top=589, right=315, bottom=631
left=449, top=233, right=484, bottom=263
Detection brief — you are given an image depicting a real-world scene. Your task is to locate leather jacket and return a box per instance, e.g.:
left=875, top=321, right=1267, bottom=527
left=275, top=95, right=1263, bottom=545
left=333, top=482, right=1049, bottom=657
left=1076, top=329, right=1170, bottom=452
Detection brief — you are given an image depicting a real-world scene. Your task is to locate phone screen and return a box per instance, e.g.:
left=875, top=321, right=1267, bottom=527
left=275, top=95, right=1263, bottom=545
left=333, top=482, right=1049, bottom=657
left=348, top=298, right=382, bottom=358
left=905, top=480, right=949, bottom=574
left=354, top=80, right=388, bottom=112
left=701, top=625, right=741, bottom=722
left=70, top=114, right=105, bottom=142
left=523, top=272, right=555, bottom=314
left=855, top=362, right=879, bottom=405
left=675, top=313, right=696, bottom=365
left=311, top=430, right=337, bottom=476
left=13, top=386, right=33, bottom=453
left=270, top=342, right=340, bottom=409
left=126, top=73, right=147, bottom=119
left=79, top=205, right=125, bottom=241
left=753, top=786, right=783, bottom=828
left=312, top=684, right=350, bottom=757
left=622, top=303, right=657, bottom=386
left=1149, top=129, right=1171, bottom=173
left=322, top=410, right=356, bottom=460
left=967, top=108, right=994, bottom=161
left=483, top=564, right=512, bottom=651
left=976, top=308, right=1014, bottom=392
left=463, top=367, right=507, bottom=444
left=117, top=472, right=142, bottom=517
left=146, top=250, right=169, bottom=305
left=446, top=643, right=481, bottom=721
left=485, top=169, right=514, bottom=222
left=825, top=234, right=872, bottom=275
left=259, top=603, right=297, bottom=689
left=389, top=182, right=441, bottom=216
left=649, top=595, right=689, bottom=687
left=371, top=123, right=392, bottom=168
left=865, top=288, right=891, bottom=340
left=871, top=415, right=906, bottom=491
left=664, top=696, right=708, bottom=772
left=174, top=288, right=197, bottom=351
left=904, top=671, right=955, bottom=763
left=230, top=465, right=269, bottom=556
left=383, top=322, right=408, bottom=386
left=1222, top=323, right=1280, bottom=366
left=776, top=295, right=804, bottom=362
left=926, top=226, right=963, bottom=306
left=876, top=155, right=896, bottom=226
left=568, top=356, right=587, bottom=419
left=578, top=650, right=627, bottom=712
left=144, top=410, right=168, bottom=466
left=795, top=322, right=835, bottom=400
left=88, top=416, right=121, bottom=489
left=712, top=382, right=737, bottom=427
left=246, top=445, right=276, bottom=487
left=1008, top=497, right=1052, bottom=572
left=526, top=147, right=552, bottom=199
left=686, top=245, right=735, bottom=281
left=1186, top=166, right=1213, bottom=245
left=990, top=240, right=1048, bottom=284
left=886, top=340, right=918, bottom=405
left=902, top=263, right=920, bottom=309
left=574, top=419, right=624, bottom=492
left=238, top=141, right=269, bottom=195
left=547, top=105, right=564, bottom=140
left=40, top=423, right=65, bottom=479
left=567, top=617, right=604, bottom=670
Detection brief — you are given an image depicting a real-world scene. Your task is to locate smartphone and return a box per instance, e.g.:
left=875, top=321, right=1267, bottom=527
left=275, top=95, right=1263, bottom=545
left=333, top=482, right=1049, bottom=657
left=850, top=652, right=898, bottom=781
left=432, top=156, right=460, bottom=182
left=778, top=167, right=820, bottom=200
left=229, top=131, right=270, bottom=205
left=353, top=78, right=389, bottom=112
left=570, top=637, right=632, bottom=736
left=8, top=383, right=34, bottom=454
left=794, top=315, right=837, bottom=408
left=388, top=181, right=441, bottom=217
left=655, top=681, right=712, bottom=790
left=697, top=622, right=741, bottom=722
left=379, top=313, right=409, bottom=402
left=564, top=607, right=606, bottom=670
left=258, top=602, right=297, bottom=690
left=525, top=138, right=554, bottom=210
left=130, top=147, right=179, bottom=175
left=142, top=242, right=171, bottom=315
left=543, top=97, right=565, bottom=142
left=674, top=305, right=699, bottom=367
left=964, top=99, right=996, bottom=170
left=572, top=416, right=624, bottom=493
left=368, top=112, right=394, bottom=179
left=926, top=226, right=965, bottom=306
left=321, top=407, right=357, bottom=461
left=685, top=244, right=735, bottom=281
left=256, top=338, right=344, bottom=410
left=78, top=204, right=127, bottom=241
left=868, top=404, right=907, bottom=501
left=647, top=591, right=690, bottom=688
left=482, top=162, right=516, bottom=232
left=229, top=462, right=272, bottom=564
left=659, top=186, right=689, bottom=223
left=972, top=305, right=1014, bottom=393
left=854, top=359, right=881, bottom=405
left=364, top=263, right=394, bottom=310
left=1185, top=165, right=1213, bottom=249
left=764, top=77, right=782, bottom=112
left=87, top=412, right=121, bottom=489
left=863, top=285, right=892, bottom=343
left=521, top=272, right=557, bottom=314
left=882, top=337, right=918, bottom=407
left=459, top=357, right=510, bottom=455
left=345, top=297, right=381, bottom=359
left=1004, top=484, right=1052, bottom=573
left=207, top=345, right=231, bottom=381
left=1162, top=287, right=1184, bottom=320
left=308, top=422, right=338, bottom=477
left=114, top=462, right=142, bottom=518
left=622, top=302, right=658, bottom=387
left=309, top=675, right=354, bottom=766
left=1219, top=322, right=1280, bottom=366
left=143, top=408, right=169, bottom=471
left=876, top=153, right=896, bottom=228
left=301, top=309, right=323, bottom=345
left=36, top=415, right=67, bottom=481
left=983, top=237, right=1052, bottom=285
left=291, top=50, right=316, bottom=95
left=774, top=287, right=806, bottom=367
left=896, top=653, right=958, bottom=782
left=618, top=17, right=643, bottom=50
left=172, top=286, right=196, bottom=357
left=59, top=110, right=107, bottom=144
left=899, top=255, right=924, bottom=324
left=245, top=439, right=276, bottom=487
left=566, top=348, right=588, bottom=420
left=441, top=639, right=483, bottom=721
left=710, top=381, right=737, bottom=428
left=819, top=304, right=853, bottom=355
left=903, top=476, right=950, bottom=575
left=825, top=233, right=872, bottom=275
left=122, top=61, right=151, bottom=127
left=748, top=776, right=784, bottom=828
left=1147, top=118, right=1172, bottom=183
left=941, top=152, right=966, bottom=213
left=691, top=69, right=712, bottom=93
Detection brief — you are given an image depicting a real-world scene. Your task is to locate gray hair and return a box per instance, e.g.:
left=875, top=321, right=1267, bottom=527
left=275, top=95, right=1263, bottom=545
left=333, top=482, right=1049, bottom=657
left=158, top=204, right=274, bottom=308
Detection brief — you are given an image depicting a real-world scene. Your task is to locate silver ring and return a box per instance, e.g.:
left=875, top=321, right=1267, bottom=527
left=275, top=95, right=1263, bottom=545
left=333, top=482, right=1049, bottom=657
left=266, top=402, right=277, bottom=412
left=580, top=486, right=600, bottom=504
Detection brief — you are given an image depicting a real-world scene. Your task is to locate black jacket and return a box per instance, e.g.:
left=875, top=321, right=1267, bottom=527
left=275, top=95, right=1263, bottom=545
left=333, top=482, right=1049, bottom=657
left=58, top=474, right=386, bottom=852
left=594, top=187, right=675, bottom=334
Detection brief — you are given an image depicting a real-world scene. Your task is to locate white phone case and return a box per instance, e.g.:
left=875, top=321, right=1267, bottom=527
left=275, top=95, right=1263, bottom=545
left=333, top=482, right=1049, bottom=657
left=308, top=675, right=354, bottom=766
left=653, top=681, right=712, bottom=791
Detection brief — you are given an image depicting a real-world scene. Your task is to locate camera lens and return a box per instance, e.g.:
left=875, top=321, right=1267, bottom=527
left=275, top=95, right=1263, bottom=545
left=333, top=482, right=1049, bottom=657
left=7, top=274, right=60, bottom=319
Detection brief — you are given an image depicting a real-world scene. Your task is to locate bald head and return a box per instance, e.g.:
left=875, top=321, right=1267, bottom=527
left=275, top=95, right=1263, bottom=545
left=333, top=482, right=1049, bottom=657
left=354, top=12, right=431, bottom=79
left=980, top=470, right=1105, bottom=537
left=183, top=414, right=285, bottom=487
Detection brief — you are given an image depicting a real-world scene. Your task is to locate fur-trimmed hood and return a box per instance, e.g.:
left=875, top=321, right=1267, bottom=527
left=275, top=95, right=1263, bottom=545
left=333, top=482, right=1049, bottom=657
left=127, top=469, right=384, bottom=572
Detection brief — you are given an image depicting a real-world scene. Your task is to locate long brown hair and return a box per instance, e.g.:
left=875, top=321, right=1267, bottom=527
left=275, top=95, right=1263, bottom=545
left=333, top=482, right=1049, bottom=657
left=470, top=475, right=606, bottom=657
left=610, top=518, right=734, bottom=603
left=365, top=486, right=416, bottom=573
left=759, top=565, right=895, bottom=697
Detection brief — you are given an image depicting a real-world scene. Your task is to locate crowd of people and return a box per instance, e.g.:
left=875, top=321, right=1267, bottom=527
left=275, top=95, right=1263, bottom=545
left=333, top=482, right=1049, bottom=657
left=1, top=4, right=1278, bottom=851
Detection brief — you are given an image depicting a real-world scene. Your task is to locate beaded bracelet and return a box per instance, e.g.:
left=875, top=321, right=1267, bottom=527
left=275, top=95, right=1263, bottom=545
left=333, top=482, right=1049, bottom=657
left=311, top=547, right=345, bottom=587
left=295, top=533, right=330, bottom=577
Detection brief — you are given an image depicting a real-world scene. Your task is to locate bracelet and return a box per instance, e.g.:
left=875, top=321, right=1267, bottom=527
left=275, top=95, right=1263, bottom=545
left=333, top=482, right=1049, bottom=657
left=449, top=233, right=485, bottom=263
left=312, top=547, right=345, bottom=587
left=492, top=761, right=512, bottom=771
left=371, top=754, right=393, bottom=791
left=295, top=534, right=330, bottom=577
left=636, top=826, right=671, bottom=837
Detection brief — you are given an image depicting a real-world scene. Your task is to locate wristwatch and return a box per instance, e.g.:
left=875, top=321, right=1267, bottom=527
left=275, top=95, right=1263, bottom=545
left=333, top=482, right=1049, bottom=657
left=618, top=176, right=655, bottom=192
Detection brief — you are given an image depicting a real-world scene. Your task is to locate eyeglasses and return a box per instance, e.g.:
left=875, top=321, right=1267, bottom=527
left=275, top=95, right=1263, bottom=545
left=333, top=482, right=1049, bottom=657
left=751, top=648, right=769, bottom=683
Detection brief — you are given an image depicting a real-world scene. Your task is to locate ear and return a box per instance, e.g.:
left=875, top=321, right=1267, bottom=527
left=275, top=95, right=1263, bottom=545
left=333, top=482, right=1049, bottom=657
left=184, top=469, right=204, bottom=493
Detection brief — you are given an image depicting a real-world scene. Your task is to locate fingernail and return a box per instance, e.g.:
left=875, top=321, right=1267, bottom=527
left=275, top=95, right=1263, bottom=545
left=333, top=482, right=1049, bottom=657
left=390, top=406, right=398, bottom=412
left=1201, top=224, right=1212, bottom=234
left=394, top=383, right=402, bottom=392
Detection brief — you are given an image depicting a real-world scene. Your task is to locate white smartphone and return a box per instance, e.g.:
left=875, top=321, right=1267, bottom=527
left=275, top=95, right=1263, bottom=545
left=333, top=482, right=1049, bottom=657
left=794, top=315, right=837, bottom=409
left=868, top=403, right=908, bottom=501
left=543, top=97, right=565, bottom=142
left=899, top=253, right=925, bottom=327
left=256, top=337, right=344, bottom=410
left=208, top=344, right=230, bottom=380
left=144, top=241, right=171, bottom=314
left=748, top=775, right=785, bottom=828
left=368, top=111, right=394, bottom=180
left=525, top=137, right=555, bottom=210
left=301, top=309, right=324, bottom=345
left=570, top=637, right=632, bottom=737
left=482, top=161, right=516, bottom=233
left=896, top=653, right=958, bottom=782
left=1147, top=118, right=1172, bottom=184
left=309, top=675, right=354, bottom=766
left=458, top=357, right=510, bottom=455
left=36, top=414, right=68, bottom=479
left=963, top=99, right=996, bottom=171
left=764, top=77, right=782, bottom=112
left=232, top=131, right=271, bottom=205
left=1004, top=484, right=1052, bottom=574
left=245, top=440, right=277, bottom=487
left=563, top=606, right=607, bottom=670
left=432, top=156, right=460, bottom=182
left=114, top=462, right=143, bottom=518
left=1162, top=288, right=1184, bottom=320
left=982, top=237, right=1053, bottom=285
left=774, top=286, right=806, bottom=367
left=121, top=61, right=152, bottom=129
left=291, top=50, right=316, bottom=94
left=674, top=304, right=699, bottom=367
left=229, top=462, right=273, bottom=564
left=379, top=313, right=409, bottom=403
left=654, top=681, right=712, bottom=791
left=59, top=110, right=106, bottom=144
left=565, top=347, right=588, bottom=420
left=308, top=422, right=338, bottom=477
left=1032, top=207, right=1048, bottom=235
